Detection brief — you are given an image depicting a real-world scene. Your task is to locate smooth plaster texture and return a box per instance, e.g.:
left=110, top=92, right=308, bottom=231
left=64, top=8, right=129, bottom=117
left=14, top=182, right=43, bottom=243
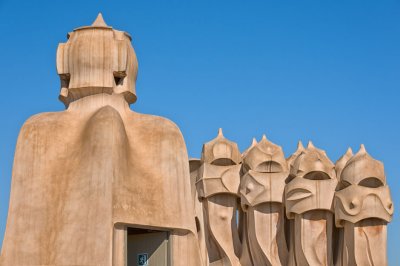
left=0, top=14, right=201, bottom=266
left=0, top=13, right=394, bottom=266
left=334, top=145, right=393, bottom=265
left=240, top=136, right=288, bottom=265
left=191, top=131, right=393, bottom=266
left=196, top=129, right=242, bottom=266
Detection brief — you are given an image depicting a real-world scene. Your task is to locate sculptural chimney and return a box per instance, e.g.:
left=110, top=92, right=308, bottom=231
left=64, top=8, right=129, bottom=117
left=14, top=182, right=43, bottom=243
left=0, top=13, right=394, bottom=266
left=285, top=142, right=337, bottom=265
left=240, top=135, right=289, bottom=265
left=1, top=14, right=201, bottom=266
left=334, top=145, right=393, bottom=265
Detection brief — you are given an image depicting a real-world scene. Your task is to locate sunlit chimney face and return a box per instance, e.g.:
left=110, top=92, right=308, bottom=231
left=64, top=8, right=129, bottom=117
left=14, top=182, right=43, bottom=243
left=240, top=135, right=288, bottom=209
left=56, top=14, right=138, bottom=107
left=197, top=128, right=242, bottom=199
left=334, top=145, right=393, bottom=227
left=285, top=142, right=337, bottom=218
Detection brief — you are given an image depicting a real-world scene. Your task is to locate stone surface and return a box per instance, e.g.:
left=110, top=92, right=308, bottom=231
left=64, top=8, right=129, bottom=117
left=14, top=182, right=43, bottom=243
left=0, top=13, right=394, bottom=266
left=334, top=145, right=393, bottom=266
left=240, top=135, right=288, bottom=265
left=196, top=129, right=242, bottom=266
left=285, top=142, right=337, bottom=265
left=1, top=14, right=201, bottom=266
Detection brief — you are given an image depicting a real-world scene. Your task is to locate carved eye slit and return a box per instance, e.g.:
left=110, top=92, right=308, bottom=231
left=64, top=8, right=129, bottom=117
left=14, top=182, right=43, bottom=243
left=303, top=171, right=330, bottom=180
left=211, top=158, right=236, bottom=166
left=241, top=163, right=250, bottom=175
left=114, top=76, right=123, bottom=85
left=337, top=180, right=351, bottom=190
left=60, top=74, right=70, bottom=89
left=358, top=177, right=384, bottom=188
left=113, top=71, right=126, bottom=86
left=256, top=161, right=283, bottom=173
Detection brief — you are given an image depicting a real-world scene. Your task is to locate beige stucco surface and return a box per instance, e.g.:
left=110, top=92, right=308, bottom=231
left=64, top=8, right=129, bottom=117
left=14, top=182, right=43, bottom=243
left=0, top=13, right=394, bottom=266
left=0, top=14, right=201, bottom=266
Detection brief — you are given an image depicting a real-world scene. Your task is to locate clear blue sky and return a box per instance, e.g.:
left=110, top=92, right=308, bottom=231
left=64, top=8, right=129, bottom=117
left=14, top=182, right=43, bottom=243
left=0, top=0, right=399, bottom=264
